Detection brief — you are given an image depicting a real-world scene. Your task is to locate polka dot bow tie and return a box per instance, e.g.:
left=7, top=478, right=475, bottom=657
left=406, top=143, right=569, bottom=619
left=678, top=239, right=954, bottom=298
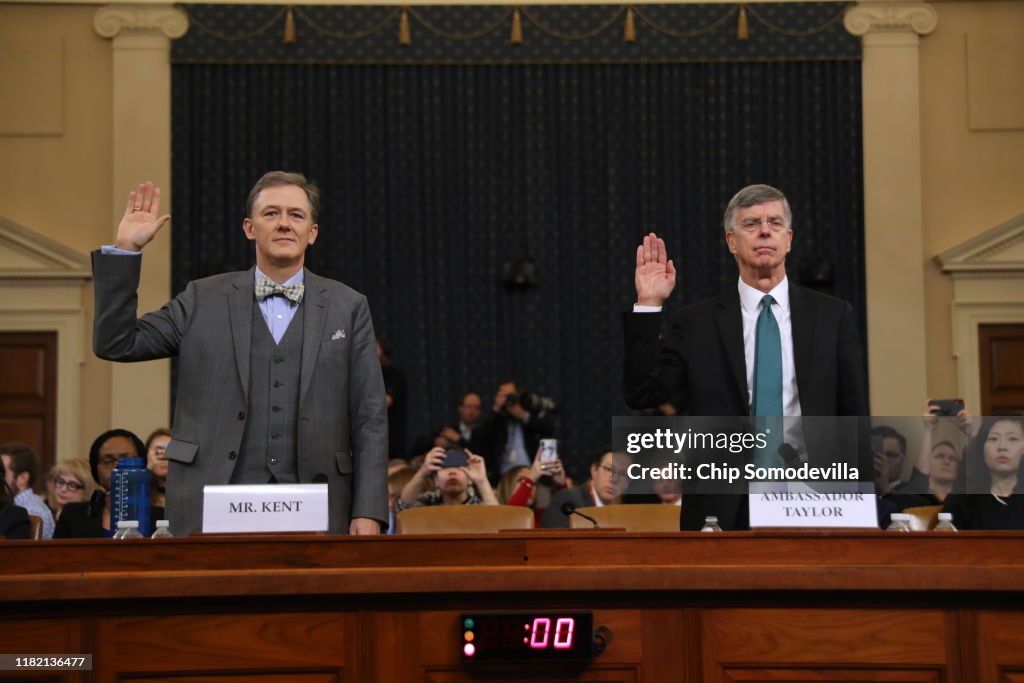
left=255, top=275, right=304, bottom=304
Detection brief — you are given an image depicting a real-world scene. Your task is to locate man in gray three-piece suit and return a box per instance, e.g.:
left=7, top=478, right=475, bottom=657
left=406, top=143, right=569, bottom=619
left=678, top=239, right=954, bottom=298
left=92, top=172, right=388, bottom=536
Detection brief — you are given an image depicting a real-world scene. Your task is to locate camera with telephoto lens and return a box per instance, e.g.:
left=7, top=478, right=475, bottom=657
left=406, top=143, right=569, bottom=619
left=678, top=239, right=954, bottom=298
left=506, top=391, right=558, bottom=414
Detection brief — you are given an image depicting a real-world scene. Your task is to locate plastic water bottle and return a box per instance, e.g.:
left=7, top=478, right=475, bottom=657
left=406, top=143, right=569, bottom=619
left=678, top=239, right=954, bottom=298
left=110, top=456, right=151, bottom=537
left=701, top=516, right=723, bottom=532
left=933, top=512, right=958, bottom=532
left=151, top=520, right=174, bottom=538
left=114, top=520, right=142, bottom=539
left=887, top=513, right=911, bottom=532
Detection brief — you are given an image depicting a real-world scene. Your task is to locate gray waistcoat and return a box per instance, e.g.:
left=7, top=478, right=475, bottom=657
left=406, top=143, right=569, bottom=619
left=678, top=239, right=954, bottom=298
left=233, top=299, right=304, bottom=484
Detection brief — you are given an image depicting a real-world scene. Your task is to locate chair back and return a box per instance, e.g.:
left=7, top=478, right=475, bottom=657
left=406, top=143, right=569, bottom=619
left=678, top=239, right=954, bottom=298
left=903, top=505, right=942, bottom=531
left=27, top=514, right=43, bottom=540
left=569, top=504, right=679, bottom=531
left=397, top=504, right=534, bottom=534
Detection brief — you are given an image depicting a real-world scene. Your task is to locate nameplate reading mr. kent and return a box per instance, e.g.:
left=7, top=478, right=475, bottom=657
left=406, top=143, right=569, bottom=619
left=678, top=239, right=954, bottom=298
left=202, top=484, right=329, bottom=533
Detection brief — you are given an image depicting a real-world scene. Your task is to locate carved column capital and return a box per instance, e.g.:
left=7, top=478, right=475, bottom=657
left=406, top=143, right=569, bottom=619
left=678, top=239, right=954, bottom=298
left=94, top=4, right=189, bottom=40
left=844, top=0, right=938, bottom=37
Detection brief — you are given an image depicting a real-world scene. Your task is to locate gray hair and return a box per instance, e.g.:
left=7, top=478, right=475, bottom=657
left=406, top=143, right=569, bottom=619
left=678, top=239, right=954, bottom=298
left=723, top=184, right=792, bottom=233
left=246, top=171, right=321, bottom=223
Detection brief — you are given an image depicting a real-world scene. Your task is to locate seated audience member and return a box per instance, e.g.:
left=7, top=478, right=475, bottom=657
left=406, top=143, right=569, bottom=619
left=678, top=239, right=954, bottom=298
left=890, top=400, right=973, bottom=510
left=942, top=416, right=1024, bottom=530
left=499, top=448, right=568, bottom=525
left=47, top=459, right=98, bottom=522
left=541, top=449, right=631, bottom=528
left=408, top=425, right=464, bottom=464
left=146, top=428, right=171, bottom=509
left=871, top=426, right=909, bottom=495
left=0, top=457, right=30, bottom=539
left=396, top=447, right=498, bottom=512
left=387, top=466, right=417, bottom=534
left=55, top=429, right=157, bottom=538
left=0, top=442, right=55, bottom=539
left=455, top=392, right=486, bottom=451
left=652, top=478, right=683, bottom=506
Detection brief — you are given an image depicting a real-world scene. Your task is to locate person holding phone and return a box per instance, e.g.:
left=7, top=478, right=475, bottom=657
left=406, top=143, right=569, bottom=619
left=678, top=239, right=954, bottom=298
left=501, top=444, right=569, bottom=524
left=396, top=446, right=498, bottom=511
left=889, top=399, right=974, bottom=507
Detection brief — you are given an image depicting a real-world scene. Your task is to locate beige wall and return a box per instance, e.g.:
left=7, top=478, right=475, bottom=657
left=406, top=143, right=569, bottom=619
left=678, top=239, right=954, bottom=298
left=1, top=0, right=1022, bottom=462
left=0, top=3, right=113, bottom=458
left=919, top=0, right=1024, bottom=404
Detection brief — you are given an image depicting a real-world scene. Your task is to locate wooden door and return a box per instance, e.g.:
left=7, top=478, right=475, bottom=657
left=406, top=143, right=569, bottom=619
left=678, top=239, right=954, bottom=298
left=979, top=324, right=1024, bottom=415
left=0, top=332, right=57, bottom=486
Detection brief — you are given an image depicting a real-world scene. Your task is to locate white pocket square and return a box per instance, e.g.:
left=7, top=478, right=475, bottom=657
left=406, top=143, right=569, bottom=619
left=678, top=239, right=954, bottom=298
left=331, top=329, right=346, bottom=340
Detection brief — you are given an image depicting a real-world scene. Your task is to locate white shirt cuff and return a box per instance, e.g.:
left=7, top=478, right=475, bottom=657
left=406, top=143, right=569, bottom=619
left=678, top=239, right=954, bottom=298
left=632, top=304, right=663, bottom=313
left=101, top=245, right=142, bottom=256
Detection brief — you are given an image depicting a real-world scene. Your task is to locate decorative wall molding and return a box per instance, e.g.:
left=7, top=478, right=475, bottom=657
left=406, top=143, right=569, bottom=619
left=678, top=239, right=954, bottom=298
left=0, top=215, right=91, bottom=282
left=843, top=0, right=937, bottom=37
left=936, top=212, right=1024, bottom=277
left=94, top=4, right=189, bottom=39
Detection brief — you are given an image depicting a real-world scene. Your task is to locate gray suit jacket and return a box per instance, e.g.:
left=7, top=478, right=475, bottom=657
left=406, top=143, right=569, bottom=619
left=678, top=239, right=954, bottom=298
left=92, top=251, right=388, bottom=536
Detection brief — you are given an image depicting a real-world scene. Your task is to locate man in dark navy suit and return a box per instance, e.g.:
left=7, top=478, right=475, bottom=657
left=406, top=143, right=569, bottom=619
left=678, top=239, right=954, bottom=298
left=623, top=184, right=869, bottom=530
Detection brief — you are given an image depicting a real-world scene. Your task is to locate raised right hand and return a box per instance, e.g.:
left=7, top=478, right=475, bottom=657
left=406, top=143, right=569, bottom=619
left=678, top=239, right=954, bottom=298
left=635, top=232, right=676, bottom=307
left=116, top=181, right=171, bottom=252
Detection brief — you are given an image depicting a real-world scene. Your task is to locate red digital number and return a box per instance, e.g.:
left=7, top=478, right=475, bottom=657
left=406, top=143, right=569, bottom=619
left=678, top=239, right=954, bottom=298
left=553, top=617, right=575, bottom=649
left=529, top=617, right=551, bottom=648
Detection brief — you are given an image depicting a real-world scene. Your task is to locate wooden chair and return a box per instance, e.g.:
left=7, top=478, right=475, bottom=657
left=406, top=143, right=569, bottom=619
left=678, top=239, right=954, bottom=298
left=569, top=504, right=680, bottom=531
left=396, top=504, right=535, bottom=534
left=27, top=514, right=44, bottom=540
left=902, top=505, right=942, bottom=531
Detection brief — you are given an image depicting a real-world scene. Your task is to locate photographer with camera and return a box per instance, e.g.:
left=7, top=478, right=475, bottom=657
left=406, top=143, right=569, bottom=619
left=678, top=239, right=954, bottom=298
left=396, top=447, right=498, bottom=511
left=478, top=379, right=557, bottom=479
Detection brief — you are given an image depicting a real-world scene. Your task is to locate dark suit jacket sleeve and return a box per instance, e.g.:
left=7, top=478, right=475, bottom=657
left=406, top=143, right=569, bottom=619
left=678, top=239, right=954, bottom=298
left=623, top=310, right=688, bottom=410
left=346, top=293, right=390, bottom=525
left=92, top=250, right=191, bottom=361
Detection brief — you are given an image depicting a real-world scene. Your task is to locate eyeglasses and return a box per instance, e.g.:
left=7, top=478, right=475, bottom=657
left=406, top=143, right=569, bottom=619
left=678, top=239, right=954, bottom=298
left=884, top=450, right=904, bottom=461
left=738, top=216, right=788, bottom=232
left=98, top=456, right=121, bottom=467
left=54, top=477, right=85, bottom=491
left=597, top=464, right=627, bottom=480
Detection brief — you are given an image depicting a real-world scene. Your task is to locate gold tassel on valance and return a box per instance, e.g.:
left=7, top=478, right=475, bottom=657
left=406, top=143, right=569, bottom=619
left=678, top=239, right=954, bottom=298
left=624, top=6, right=636, bottom=43
left=510, top=7, right=523, bottom=45
left=737, top=4, right=749, bottom=40
left=283, top=6, right=296, bottom=44
left=399, top=6, right=411, bottom=45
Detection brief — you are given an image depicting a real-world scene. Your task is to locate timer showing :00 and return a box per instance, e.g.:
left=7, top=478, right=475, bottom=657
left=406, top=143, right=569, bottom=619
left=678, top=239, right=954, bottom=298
left=460, top=612, right=595, bottom=663
left=528, top=617, right=575, bottom=649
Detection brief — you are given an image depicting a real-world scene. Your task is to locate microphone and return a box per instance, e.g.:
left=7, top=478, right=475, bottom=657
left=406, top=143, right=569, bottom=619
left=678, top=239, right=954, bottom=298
left=561, top=502, right=600, bottom=528
left=88, top=491, right=105, bottom=518
left=778, top=443, right=802, bottom=467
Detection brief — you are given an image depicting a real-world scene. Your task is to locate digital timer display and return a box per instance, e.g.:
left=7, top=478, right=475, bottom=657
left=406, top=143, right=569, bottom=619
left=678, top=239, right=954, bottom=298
left=460, top=612, right=594, bottom=662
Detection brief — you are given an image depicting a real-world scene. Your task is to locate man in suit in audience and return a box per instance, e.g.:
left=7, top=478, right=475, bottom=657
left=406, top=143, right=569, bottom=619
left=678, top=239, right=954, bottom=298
left=478, top=379, right=556, bottom=480
left=0, top=442, right=54, bottom=539
left=92, top=173, right=388, bottom=536
left=623, top=184, right=869, bottom=530
left=541, top=450, right=631, bottom=528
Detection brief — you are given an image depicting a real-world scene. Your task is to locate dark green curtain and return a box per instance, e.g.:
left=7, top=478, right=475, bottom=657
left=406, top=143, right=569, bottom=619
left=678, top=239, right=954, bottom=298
left=171, top=60, right=863, bottom=476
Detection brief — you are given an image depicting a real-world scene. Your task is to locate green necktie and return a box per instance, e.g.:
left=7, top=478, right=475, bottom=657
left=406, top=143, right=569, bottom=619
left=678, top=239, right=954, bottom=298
left=753, top=294, right=783, bottom=467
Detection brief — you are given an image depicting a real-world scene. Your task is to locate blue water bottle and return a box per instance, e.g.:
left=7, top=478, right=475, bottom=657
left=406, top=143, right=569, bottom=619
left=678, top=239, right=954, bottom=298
left=110, top=457, right=151, bottom=537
